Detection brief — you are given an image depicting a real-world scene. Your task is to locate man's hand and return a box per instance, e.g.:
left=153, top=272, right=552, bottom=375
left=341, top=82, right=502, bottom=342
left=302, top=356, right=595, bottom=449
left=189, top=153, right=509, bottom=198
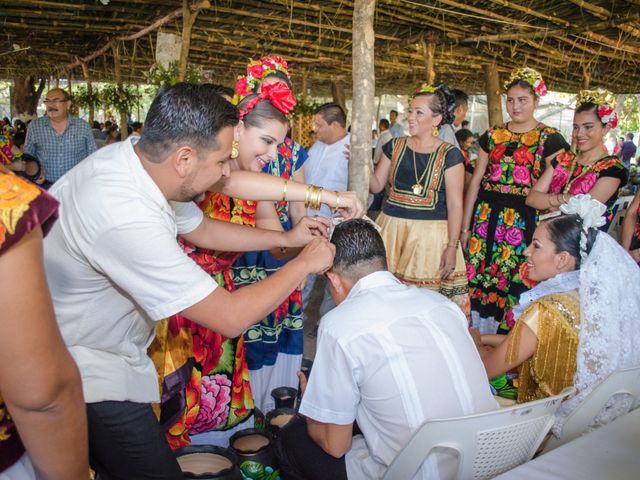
left=297, top=370, right=308, bottom=399
left=284, top=216, right=331, bottom=247
left=335, top=191, right=365, bottom=219
left=296, top=238, right=335, bottom=274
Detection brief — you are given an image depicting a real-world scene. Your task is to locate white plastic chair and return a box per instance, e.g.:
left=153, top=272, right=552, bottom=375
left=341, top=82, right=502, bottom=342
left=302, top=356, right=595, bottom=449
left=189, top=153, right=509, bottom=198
left=382, top=388, right=573, bottom=480
left=544, top=365, right=640, bottom=452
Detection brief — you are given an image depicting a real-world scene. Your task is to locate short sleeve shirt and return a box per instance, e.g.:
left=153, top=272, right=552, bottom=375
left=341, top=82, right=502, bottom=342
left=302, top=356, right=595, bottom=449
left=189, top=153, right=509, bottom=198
left=44, top=138, right=217, bottom=403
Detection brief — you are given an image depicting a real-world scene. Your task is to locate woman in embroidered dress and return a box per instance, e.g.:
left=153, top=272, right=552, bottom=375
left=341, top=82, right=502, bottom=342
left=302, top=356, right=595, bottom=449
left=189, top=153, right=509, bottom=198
left=0, top=166, right=88, bottom=479
left=476, top=195, right=640, bottom=435
left=231, top=57, right=310, bottom=412
left=370, top=83, right=469, bottom=314
left=461, top=68, right=569, bottom=335
left=149, top=78, right=361, bottom=449
left=527, top=89, right=627, bottom=229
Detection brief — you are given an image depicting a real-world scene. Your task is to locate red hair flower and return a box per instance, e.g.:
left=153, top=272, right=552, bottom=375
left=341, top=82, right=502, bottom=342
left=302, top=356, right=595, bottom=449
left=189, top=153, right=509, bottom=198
left=597, top=105, right=618, bottom=128
left=260, top=81, right=296, bottom=115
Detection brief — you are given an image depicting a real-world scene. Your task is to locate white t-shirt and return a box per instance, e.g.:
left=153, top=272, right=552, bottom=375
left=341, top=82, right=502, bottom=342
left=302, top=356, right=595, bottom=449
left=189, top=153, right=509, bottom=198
left=44, top=137, right=218, bottom=404
left=299, top=271, right=497, bottom=480
left=305, top=133, right=350, bottom=218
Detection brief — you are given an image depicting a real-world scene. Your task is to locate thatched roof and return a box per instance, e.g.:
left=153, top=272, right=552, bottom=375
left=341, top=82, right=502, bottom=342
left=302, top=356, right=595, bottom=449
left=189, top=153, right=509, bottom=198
left=3, top=0, right=640, bottom=94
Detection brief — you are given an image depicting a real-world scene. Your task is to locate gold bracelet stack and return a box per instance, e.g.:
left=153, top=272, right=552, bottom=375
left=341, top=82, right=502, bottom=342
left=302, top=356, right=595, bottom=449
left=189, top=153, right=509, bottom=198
left=447, top=240, right=460, bottom=249
left=334, top=191, right=341, bottom=213
left=304, top=185, right=324, bottom=210
left=282, top=179, right=288, bottom=202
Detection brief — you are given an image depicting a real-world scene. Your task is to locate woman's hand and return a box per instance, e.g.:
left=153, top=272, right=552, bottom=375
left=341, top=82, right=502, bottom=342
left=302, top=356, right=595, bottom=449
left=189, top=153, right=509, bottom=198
left=331, top=191, right=365, bottom=219
left=629, top=248, right=640, bottom=263
left=440, top=245, right=457, bottom=280
left=460, top=230, right=471, bottom=251
left=284, top=216, right=331, bottom=247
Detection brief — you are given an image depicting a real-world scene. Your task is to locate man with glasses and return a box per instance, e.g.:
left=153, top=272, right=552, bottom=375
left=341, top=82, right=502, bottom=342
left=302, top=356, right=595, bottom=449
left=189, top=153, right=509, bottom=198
left=24, top=88, right=97, bottom=188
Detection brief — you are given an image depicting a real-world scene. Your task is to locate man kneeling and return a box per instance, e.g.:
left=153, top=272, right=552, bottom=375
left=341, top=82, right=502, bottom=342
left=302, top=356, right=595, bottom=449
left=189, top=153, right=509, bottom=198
left=277, top=219, right=497, bottom=479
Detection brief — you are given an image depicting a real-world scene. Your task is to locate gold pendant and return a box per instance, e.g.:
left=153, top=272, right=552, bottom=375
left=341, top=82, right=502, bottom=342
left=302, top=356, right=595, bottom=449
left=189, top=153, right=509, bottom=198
left=412, top=184, right=422, bottom=195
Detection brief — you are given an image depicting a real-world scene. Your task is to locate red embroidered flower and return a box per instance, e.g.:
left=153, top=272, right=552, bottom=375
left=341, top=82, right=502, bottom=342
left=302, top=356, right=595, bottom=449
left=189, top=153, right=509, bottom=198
left=489, top=143, right=507, bottom=164
left=513, top=145, right=534, bottom=165
left=533, top=79, right=547, bottom=97
left=247, top=63, right=265, bottom=79
left=234, top=76, right=250, bottom=97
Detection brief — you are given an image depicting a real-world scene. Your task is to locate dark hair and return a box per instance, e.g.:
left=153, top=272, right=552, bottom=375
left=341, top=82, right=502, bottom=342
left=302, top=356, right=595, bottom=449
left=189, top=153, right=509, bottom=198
left=202, top=83, right=235, bottom=99
left=237, top=94, right=288, bottom=129
left=250, top=72, right=293, bottom=92
left=451, top=89, right=469, bottom=109
left=48, top=88, right=70, bottom=101
left=575, top=102, right=606, bottom=126
left=331, top=219, right=387, bottom=280
left=543, top=213, right=598, bottom=269
left=92, top=120, right=100, bottom=129
left=138, top=82, right=239, bottom=163
left=461, top=120, right=470, bottom=128
left=105, top=120, right=113, bottom=128
left=455, top=128, right=474, bottom=146
left=131, top=121, right=143, bottom=131
left=315, top=102, right=346, bottom=128
left=379, top=118, right=390, bottom=129
left=414, top=83, right=456, bottom=125
left=390, top=109, right=398, bottom=115
left=627, top=133, right=634, bottom=140
left=505, top=80, right=538, bottom=99
left=12, top=131, right=26, bottom=148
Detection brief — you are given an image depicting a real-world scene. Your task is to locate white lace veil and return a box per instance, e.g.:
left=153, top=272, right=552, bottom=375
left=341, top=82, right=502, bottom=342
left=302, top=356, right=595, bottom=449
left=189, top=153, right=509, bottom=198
left=553, top=222, right=640, bottom=434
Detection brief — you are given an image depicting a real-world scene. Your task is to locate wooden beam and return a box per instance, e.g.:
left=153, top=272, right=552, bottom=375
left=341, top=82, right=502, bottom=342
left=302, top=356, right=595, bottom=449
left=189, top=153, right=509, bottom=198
left=350, top=0, right=375, bottom=207
left=484, top=63, right=503, bottom=126
left=566, top=0, right=611, bottom=20
left=462, top=29, right=560, bottom=43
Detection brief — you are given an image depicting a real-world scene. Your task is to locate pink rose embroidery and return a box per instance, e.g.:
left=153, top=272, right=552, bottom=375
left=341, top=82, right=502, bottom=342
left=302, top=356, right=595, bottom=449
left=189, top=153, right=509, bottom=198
left=192, top=374, right=231, bottom=432
left=489, top=164, right=502, bottom=182
left=512, top=165, right=531, bottom=186
left=494, top=225, right=507, bottom=244
left=505, top=309, right=516, bottom=330
left=549, top=166, right=569, bottom=194
left=568, top=172, right=598, bottom=195
left=505, top=227, right=524, bottom=246
left=466, top=263, right=476, bottom=281
left=500, top=185, right=512, bottom=193
left=497, top=272, right=507, bottom=290
left=476, top=221, right=488, bottom=239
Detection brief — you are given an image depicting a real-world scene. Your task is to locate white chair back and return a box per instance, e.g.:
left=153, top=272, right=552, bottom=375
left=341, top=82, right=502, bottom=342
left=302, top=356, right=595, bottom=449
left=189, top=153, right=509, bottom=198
left=544, top=365, right=640, bottom=452
left=382, top=388, right=572, bottom=480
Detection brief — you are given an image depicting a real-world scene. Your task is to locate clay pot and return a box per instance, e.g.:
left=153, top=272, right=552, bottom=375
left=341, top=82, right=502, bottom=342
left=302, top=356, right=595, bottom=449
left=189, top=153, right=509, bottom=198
left=175, top=445, right=243, bottom=480
left=266, top=408, right=298, bottom=435
left=271, top=386, right=297, bottom=409
left=229, top=428, right=279, bottom=478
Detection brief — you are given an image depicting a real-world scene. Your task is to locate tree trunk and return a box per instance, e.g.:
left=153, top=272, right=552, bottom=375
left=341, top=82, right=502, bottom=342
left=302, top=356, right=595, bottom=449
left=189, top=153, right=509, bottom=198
left=350, top=0, right=376, bottom=207
left=331, top=78, right=346, bottom=112
left=81, top=62, right=94, bottom=125
left=421, top=39, right=436, bottom=84
left=484, top=63, right=503, bottom=127
left=113, top=43, right=129, bottom=141
left=11, top=75, right=45, bottom=120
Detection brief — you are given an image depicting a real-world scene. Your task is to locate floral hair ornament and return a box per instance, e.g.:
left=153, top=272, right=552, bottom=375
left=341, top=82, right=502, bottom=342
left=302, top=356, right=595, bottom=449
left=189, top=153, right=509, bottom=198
left=411, top=82, right=456, bottom=124
left=234, top=55, right=291, bottom=102
left=560, top=194, right=606, bottom=260
left=576, top=88, right=618, bottom=129
left=504, top=67, right=548, bottom=97
left=236, top=81, right=297, bottom=121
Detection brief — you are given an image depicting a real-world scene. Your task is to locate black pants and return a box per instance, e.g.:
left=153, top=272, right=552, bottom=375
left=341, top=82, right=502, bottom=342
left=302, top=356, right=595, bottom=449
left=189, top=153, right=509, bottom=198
left=275, top=415, right=348, bottom=480
left=87, top=401, right=183, bottom=480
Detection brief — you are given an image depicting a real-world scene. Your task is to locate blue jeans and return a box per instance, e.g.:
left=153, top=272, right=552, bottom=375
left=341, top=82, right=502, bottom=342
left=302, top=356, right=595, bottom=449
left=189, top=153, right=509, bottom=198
left=87, top=401, right=182, bottom=480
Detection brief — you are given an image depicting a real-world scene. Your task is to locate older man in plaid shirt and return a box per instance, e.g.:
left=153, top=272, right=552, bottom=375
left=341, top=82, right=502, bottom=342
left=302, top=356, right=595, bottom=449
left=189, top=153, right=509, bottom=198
left=25, top=88, right=97, bottom=187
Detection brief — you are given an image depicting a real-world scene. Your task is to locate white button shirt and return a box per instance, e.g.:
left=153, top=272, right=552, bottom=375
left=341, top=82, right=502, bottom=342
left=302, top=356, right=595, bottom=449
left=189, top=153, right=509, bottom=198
left=299, top=271, right=497, bottom=479
left=44, top=138, right=218, bottom=404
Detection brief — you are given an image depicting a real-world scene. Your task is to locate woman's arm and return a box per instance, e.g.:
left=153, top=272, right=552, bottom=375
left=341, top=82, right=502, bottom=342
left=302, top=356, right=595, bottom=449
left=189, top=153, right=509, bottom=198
left=461, top=148, right=488, bottom=249
left=620, top=189, right=640, bottom=250
left=441, top=163, right=464, bottom=279
left=216, top=170, right=364, bottom=219
left=370, top=153, right=392, bottom=194
left=482, top=321, right=538, bottom=379
left=0, top=228, right=88, bottom=480
left=288, top=166, right=307, bottom=225
left=526, top=165, right=557, bottom=210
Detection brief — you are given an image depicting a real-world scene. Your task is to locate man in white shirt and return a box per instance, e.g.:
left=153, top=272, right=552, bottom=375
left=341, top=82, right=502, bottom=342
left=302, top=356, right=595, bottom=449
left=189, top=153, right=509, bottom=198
left=389, top=109, right=404, bottom=138
left=44, top=83, right=335, bottom=480
left=277, top=219, right=497, bottom=480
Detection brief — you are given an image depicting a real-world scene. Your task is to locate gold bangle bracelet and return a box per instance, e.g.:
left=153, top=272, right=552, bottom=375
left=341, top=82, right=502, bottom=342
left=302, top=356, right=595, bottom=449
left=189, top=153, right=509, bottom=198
left=334, top=191, right=340, bottom=213
left=282, top=179, right=288, bottom=202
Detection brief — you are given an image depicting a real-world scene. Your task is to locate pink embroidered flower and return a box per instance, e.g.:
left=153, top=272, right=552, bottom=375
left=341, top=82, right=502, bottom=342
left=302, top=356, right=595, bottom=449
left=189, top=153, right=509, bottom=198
left=512, top=165, right=531, bottom=186
left=191, top=374, right=231, bottom=432
left=505, top=227, right=524, bottom=247
left=500, top=185, right=512, bottom=193
left=568, top=171, right=598, bottom=195
left=494, top=224, right=507, bottom=243
left=489, top=164, right=502, bottom=182
left=234, top=76, right=250, bottom=97
left=504, top=309, right=516, bottom=330
left=533, top=79, right=547, bottom=97
left=549, top=166, right=569, bottom=194
left=247, top=63, right=265, bottom=79
left=476, top=221, right=488, bottom=239
left=466, top=263, right=476, bottom=281
left=497, top=272, right=507, bottom=290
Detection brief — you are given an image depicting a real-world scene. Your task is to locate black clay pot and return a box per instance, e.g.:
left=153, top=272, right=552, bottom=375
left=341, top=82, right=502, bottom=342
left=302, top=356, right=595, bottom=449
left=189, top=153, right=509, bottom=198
left=266, top=408, right=298, bottom=435
left=271, top=386, right=297, bottom=409
left=229, top=428, right=279, bottom=478
left=175, top=445, right=243, bottom=480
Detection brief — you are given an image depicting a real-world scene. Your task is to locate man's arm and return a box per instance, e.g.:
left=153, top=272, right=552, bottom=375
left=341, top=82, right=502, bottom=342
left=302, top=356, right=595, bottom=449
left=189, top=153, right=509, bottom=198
left=0, top=228, right=88, bottom=480
left=306, top=418, right=354, bottom=458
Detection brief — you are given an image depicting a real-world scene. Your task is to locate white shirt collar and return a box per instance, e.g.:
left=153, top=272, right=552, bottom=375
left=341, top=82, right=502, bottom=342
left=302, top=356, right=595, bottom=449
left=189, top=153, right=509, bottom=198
left=347, top=270, right=400, bottom=299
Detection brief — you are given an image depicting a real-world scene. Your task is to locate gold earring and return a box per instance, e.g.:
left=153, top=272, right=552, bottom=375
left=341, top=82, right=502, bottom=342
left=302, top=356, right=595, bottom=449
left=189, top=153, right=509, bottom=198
left=230, top=140, right=239, bottom=159
left=432, top=125, right=439, bottom=137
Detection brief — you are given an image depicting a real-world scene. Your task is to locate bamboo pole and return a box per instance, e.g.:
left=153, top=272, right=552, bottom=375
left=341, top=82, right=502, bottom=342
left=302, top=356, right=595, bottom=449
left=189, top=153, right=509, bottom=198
left=484, top=63, right=503, bottom=126
left=112, top=43, right=129, bottom=142
left=350, top=0, right=375, bottom=207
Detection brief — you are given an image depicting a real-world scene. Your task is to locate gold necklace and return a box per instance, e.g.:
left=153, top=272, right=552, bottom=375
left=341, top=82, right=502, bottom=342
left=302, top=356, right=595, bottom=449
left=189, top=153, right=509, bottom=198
left=411, top=138, right=433, bottom=195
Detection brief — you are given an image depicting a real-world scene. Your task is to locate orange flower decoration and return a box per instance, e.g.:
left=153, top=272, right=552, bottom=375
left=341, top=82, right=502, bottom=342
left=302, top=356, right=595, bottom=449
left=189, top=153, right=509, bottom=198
left=556, top=150, right=575, bottom=168
left=592, top=158, right=618, bottom=172
left=520, top=130, right=540, bottom=147
left=492, top=129, right=512, bottom=144
left=479, top=204, right=490, bottom=221
left=469, top=237, right=481, bottom=255
left=0, top=173, right=40, bottom=235
left=503, top=208, right=516, bottom=227
left=500, top=246, right=511, bottom=261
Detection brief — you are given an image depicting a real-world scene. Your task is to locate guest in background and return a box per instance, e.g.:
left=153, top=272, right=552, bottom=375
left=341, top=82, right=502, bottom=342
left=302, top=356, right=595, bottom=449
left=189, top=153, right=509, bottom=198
left=389, top=109, right=404, bottom=138
left=455, top=128, right=475, bottom=188
left=620, top=132, right=637, bottom=170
